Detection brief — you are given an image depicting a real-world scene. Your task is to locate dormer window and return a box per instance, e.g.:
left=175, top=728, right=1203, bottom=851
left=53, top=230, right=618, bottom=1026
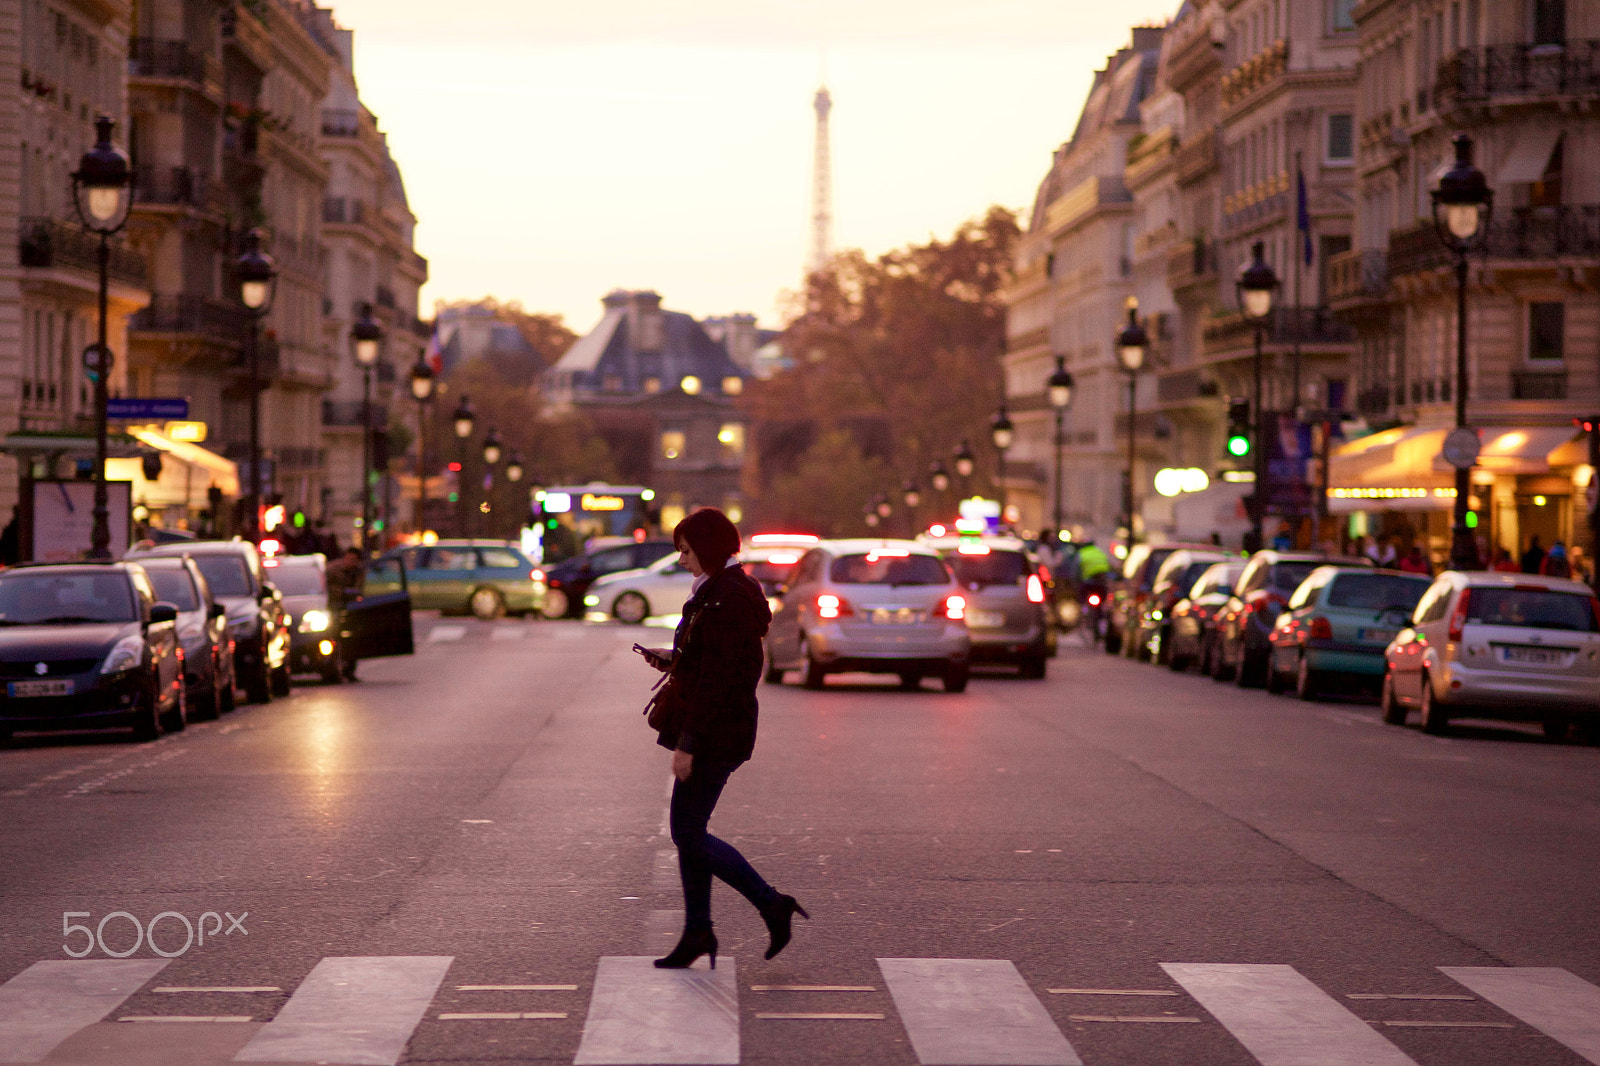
left=722, top=376, right=743, bottom=396
left=680, top=375, right=701, bottom=395
left=643, top=377, right=661, bottom=394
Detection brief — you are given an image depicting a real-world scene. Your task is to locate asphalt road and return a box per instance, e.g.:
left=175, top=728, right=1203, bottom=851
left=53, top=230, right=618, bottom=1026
left=0, top=614, right=1597, bottom=1066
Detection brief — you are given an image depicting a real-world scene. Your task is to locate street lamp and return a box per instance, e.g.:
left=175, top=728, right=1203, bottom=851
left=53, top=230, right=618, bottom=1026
left=451, top=396, right=474, bottom=535
left=1236, top=241, right=1278, bottom=551
left=410, top=358, right=435, bottom=536
left=482, top=428, right=503, bottom=466
left=351, top=303, right=383, bottom=552
left=504, top=451, right=524, bottom=483
left=930, top=460, right=950, bottom=494
left=1432, top=132, right=1493, bottom=571
left=71, top=115, right=131, bottom=560
left=1047, top=355, right=1075, bottom=536
left=1115, top=300, right=1148, bottom=550
left=991, top=405, right=1014, bottom=528
left=234, top=229, right=277, bottom=540
left=875, top=493, right=892, bottom=520
left=902, top=479, right=921, bottom=538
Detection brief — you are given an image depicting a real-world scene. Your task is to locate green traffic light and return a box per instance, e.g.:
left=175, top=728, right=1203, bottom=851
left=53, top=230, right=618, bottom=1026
left=1227, top=435, right=1251, bottom=457
left=1465, top=511, right=1479, bottom=529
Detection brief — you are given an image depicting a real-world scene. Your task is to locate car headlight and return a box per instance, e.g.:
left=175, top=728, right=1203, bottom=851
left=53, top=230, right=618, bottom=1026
left=584, top=595, right=600, bottom=607
left=101, top=635, right=145, bottom=675
left=299, top=609, right=331, bottom=633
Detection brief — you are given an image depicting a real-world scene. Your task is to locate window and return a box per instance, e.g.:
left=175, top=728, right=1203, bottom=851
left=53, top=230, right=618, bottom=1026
left=1529, top=303, right=1565, bottom=361
left=1326, top=113, right=1354, bottom=162
left=829, top=553, right=951, bottom=587
left=480, top=548, right=523, bottom=569
left=1532, top=0, right=1565, bottom=47
left=721, top=376, right=743, bottom=396
left=590, top=548, right=636, bottom=575
left=643, top=377, right=661, bottom=394
left=426, top=549, right=476, bottom=571
left=1329, top=0, right=1357, bottom=32
left=661, top=430, right=685, bottom=460
left=1531, top=137, right=1563, bottom=208
left=717, top=424, right=745, bottom=460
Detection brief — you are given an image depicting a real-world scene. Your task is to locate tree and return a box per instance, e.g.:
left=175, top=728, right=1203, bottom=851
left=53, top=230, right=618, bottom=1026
left=742, top=206, right=1020, bottom=533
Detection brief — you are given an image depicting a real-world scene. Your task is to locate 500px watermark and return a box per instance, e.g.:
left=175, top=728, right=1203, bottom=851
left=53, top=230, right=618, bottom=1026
left=62, top=910, right=247, bottom=958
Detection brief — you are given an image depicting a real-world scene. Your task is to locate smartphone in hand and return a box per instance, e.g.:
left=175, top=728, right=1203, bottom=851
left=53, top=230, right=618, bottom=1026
left=633, top=644, right=670, bottom=670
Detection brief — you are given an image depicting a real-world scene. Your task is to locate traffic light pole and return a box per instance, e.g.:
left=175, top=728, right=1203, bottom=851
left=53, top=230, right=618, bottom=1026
left=1250, top=320, right=1266, bottom=549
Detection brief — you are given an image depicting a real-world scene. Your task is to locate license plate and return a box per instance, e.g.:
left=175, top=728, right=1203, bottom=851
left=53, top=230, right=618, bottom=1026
left=8, top=679, right=72, bottom=697
left=1500, top=646, right=1566, bottom=666
left=869, top=608, right=921, bottom=625
left=966, top=609, right=1005, bottom=628
left=1359, top=628, right=1396, bottom=644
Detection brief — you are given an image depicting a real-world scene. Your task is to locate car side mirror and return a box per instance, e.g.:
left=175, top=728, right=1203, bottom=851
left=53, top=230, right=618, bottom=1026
left=209, top=603, right=227, bottom=620
left=149, top=603, right=179, bottom=625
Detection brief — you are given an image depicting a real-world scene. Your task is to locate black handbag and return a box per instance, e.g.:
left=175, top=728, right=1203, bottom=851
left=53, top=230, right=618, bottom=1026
left=644, top=666, right=687, bottom=734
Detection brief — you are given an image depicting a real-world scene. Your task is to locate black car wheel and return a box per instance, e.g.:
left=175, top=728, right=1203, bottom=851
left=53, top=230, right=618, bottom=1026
left=1542, top=715, right=1569, bottom=742
left=762, top=646, right=785, bottom=685
left=161, top=681, right=187, bottom=733
left=613, top=592, right=649, bottom=625
left=1103, top=623, right=1122, bottom=655
left=130, top=685, right=162, bottom=742
left=190, top=677, right=221, bottom=722
left=942, top=663, right=969, bottom=693
left=799, top=635, right=826, bottom=690
left=1419, top=673, right=1450, bottom=735
left=898, top=672, right=921, bottom=691
left=1019, top=655, right=1047, bottom=680
left=1265, top=651, right=1287, bottom=694
left=1380, top=669, right=1406, bottom=724
left=541, top=589, right=571, bottom=619
left=470, top=586, right=506, bottom=620
left=271, top=661, right=292, bottom=698
left=1295, top=652, right=1320, bottom=702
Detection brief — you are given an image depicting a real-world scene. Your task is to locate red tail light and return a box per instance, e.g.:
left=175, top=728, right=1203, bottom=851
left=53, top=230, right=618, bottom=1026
left=1086, top=592, right=1102, bottom=607
left=1026, top=574, right=1045, bottom=603
left=1309, top=616, right=1333, bottom=641
left=816, top=594, right=854, bottom=620
left=1447, top=588, right=1471, bottom=642
left=938, top=594, right=967, bottom=621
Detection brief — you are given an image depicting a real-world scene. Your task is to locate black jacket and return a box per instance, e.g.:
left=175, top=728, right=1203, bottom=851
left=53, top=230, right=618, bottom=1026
left=655, top=562, right=772, bottom=765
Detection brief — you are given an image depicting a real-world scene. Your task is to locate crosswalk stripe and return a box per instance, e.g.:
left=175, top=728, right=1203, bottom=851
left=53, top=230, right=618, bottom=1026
left=877, top=959, right=1081, bottom=1066
left=490, top=627, right=527, bottom=640
left=427, top=625, right=467, bottom=642
left=1441, top=967, right=1600, bottom=1063
left=0, top=959, right=169, bottom=1062
left=573, top=955, right=738, bottom=1065
left=1163, top=963, right=1419, bottom=1066
left=232, top=956, right=453, bottom=1065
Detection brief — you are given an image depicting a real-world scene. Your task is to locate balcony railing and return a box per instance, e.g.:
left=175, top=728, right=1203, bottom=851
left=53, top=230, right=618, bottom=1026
left=130, top=295, right=248, bottom=343
left=18, top=217, right=148, bottom=288
left=322, top=400, right=389, bottom=428
left=321, top=109, right=360, bottom=137
left=1326, top=249, right=1388, bottom=303
left=1203, top=307, right=1355, bottom=348
left=323, top=197, right=367, bottom=225
left=131, top=165, right=222, bottom=210
left=1436, top=40, right=1600, bottom=101
left=1512, top=367, right=1568, bottom=400
left=128, top=38, right=216, bottom=84
left=1167, top=237, right=1218, bottom=291
left=1389, top=205, right=1600, bottom=277
left=1174, top=129, right=1219, bottom=185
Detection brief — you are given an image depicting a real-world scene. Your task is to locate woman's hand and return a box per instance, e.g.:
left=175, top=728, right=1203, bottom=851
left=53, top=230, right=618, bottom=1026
left=672, top=749, right=693, bottom=782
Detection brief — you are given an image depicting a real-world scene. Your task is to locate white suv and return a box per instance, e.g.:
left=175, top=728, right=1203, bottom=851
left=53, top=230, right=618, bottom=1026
left=765, top=539, right=972, bottom=692
left=1382, top=571, right=1600, bottom=739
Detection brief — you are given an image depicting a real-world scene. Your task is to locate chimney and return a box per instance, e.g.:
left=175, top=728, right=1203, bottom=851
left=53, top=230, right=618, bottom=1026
left=722, top=313, right=759, bottom=370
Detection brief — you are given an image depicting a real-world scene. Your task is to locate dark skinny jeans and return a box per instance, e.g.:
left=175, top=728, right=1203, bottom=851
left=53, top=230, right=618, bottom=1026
left=670, top=760, right=778, bottom=931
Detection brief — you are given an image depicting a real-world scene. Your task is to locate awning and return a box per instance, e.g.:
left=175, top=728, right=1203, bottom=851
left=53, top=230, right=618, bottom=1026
left=1497, top=126, right=1562, bottom=185
left=1327, top=423, right=1582, bottom=512
left=1468, top=426, right=1580, bottom=476
left=1328, top=425, right=1453, bottom=489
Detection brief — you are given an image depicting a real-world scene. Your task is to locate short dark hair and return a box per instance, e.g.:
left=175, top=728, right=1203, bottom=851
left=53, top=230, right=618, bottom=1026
left=673, top=508, right=741, bottom=571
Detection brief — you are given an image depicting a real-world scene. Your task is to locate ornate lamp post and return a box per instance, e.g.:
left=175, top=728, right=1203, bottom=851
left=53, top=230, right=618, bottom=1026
left=235, top=229, right=277, bottom=539
left=1115, top=301, right=1148, bottom=550
left=351, top=304, right=383, bottom=552
left=953, top=439, right=975, bottom=500
left=1431, top=132, right=1493, bottom=571
left=71, top=116, right=131, bottom=559
left=409, top=358, right=435, bottom=535
left=479, top=427, right=503, bottom=536
left=902, top=479, right=921, bottom=538
left=452, top=396, right=475, bottom=536
left=991, top=405, right=1014, bottom=528
left=504, top=451, right=524, bottom=484
left=1047, top=355, right=1075, bottom=536
left=1236, top=242, right=1278, bottom=550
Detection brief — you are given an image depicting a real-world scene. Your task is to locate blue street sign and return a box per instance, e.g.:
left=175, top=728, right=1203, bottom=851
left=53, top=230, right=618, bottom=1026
left=106, top=397, right=189, bottom=421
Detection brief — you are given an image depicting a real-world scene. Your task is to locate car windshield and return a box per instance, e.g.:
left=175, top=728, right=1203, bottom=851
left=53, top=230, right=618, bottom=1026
left=947, top=550, right=1027, bottom=587
left=1269, top=561, right=1320, bottom=592
left=145, top=568, right=200, bottom=611
left=193, top=556, right=254, bottom=597
left=1466, top=588, right=1600, bottom=632
left=0, top=572, right=137, bottom=624
left=1138, top=550, right=1176, bottom=591
left=1171, top=561, right=1214, bottom=593
left=744, top=560, right=797, bottom=585
left=1327, top=573, right=1431, bottom=611
left=829, top=553, right=950, bottom=586
left=269, top=566, right=325, bottom=595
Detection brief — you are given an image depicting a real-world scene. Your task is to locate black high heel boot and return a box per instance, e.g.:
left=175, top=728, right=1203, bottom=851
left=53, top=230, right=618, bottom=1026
left=654, top=927, right=718, bottom=969
left=761, top=895, right=810, bottom=961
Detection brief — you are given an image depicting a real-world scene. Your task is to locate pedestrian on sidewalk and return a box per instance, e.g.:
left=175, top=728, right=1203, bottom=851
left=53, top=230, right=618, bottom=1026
left=638, top=507, right=807, bottom=970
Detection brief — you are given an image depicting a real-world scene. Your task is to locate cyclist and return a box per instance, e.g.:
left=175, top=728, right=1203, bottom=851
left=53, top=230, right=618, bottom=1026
left=1076, top=538, right=1112, bottom=643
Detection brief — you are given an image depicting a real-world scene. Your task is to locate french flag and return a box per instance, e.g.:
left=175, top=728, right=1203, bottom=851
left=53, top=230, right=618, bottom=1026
left=424, top=327, right=444, bottom=374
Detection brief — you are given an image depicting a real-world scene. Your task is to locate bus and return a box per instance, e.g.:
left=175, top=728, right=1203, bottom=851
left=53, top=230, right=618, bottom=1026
left=529, top=483, right=656, bottom=562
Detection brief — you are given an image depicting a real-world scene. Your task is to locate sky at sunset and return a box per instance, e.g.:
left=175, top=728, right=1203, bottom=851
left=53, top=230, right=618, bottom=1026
left=324, top=0, right=1179, bottom=333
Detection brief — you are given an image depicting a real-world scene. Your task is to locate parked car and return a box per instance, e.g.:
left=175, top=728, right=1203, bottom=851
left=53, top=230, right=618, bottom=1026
left=0, top=562, right=185, bottom=742
left=587, top=552, right=695, bottom=623
left=137, top=554, right=236, bottom=719
left=268, top=554, right=346, bottom=683
left=1214, top=550, right=1372, bottom=686
left=765, top=539, right=972, bottom=692
left=1167, top=560, right=1246, bottom=674
left=1381, top=572, right=1600, bottom=738
left=127, top=541, right=290, bottom=703
left=385, top=540, right=541, bottom=619
left=1105, top=542, right=1214, bottom=656
left=1132, top=549, right=1232, bottom=664
left=540, top=539, right=676, bottom=619
left=925, top=534, right=1055, bottom=677
left=1265, top=567, right=1433, bottom=701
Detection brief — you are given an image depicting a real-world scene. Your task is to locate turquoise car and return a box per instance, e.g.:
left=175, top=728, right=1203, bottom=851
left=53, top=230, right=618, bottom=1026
left=1266, top=567, right=1433, bottom=701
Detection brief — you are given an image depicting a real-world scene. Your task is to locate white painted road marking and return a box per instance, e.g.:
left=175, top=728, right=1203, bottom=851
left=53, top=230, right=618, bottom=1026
left=0, top=959, right=169, bottom=1062
left=877, top=958, right=1081, bottom=1066
left=120, top=1014, right=252, bottom=1023
left=573, top=955, right=738, bottom=1065
left=1067, top=1015, right=1201, bottom=1023
left=1442, top=967, right=1600, bottom=1063
left=233, top=955, right=453, bottom=1065
left=1048, top=988, right=1180, bottom=996
left=153, top=986, right=279, bottom=993
left=439, top=1011, right=567, bottom=1020
left=756, top=1012, right=884, bottom=1020
left=1163, top=963, right=1419, bottom=1066
left=1347, top=993, right=1474, bottom=1001
left=456, top=984, right=578, bottom=991
left=427, top=624, right=467, bottom=642
left=750, top=985, right=877, bottom=992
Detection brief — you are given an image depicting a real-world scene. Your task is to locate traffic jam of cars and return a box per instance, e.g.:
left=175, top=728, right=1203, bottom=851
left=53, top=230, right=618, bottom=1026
left=1102, top=539, right=1600, bottom=743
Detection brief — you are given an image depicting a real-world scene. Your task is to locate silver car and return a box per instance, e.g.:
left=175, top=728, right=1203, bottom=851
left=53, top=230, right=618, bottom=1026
left=1382, top=571, right=1600, bottom=739
left=924, top=534, right=1055, bottom=678
left=765, top=539, right=972, bottom=692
